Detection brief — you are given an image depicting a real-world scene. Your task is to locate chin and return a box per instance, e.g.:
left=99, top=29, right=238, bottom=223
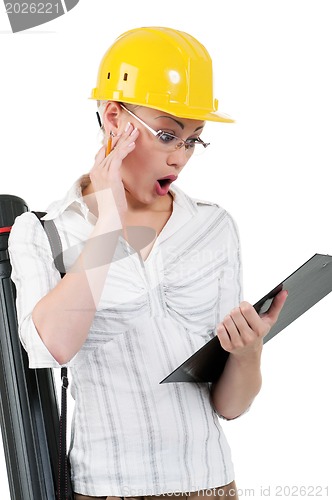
left=126, top=186, right=156, bottom=206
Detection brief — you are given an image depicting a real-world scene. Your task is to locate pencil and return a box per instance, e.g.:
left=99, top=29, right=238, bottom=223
left=106, top=136, right=113, bottom=156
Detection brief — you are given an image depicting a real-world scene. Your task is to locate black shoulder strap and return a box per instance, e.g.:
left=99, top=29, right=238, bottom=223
left=31, top=212, right=66, bottom=279
left=31, top=211, right=72, bottom=500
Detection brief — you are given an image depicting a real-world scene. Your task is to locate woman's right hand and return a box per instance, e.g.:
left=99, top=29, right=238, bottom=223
left=30, top=123, right=139, bottom=364
left=89, top=122, right=139, bottom=224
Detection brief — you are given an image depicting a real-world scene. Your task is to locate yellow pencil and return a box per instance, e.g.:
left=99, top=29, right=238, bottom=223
left=106, top=136, right=113, bottom=156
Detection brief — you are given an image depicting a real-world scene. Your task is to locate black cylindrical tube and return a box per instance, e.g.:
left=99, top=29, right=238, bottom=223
left=0, top=194, right=60, bottom=500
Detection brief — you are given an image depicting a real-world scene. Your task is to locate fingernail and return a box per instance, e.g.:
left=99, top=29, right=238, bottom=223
left=130, top=127, right=138, bottom=136
left=125, top=122, right=131, bottom=132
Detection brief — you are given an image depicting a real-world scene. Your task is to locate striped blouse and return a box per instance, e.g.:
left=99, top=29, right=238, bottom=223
left=8, top=175, right=243, bottom=497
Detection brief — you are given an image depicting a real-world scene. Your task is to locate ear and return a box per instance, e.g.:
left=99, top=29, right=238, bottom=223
left=103, top=101, right=123, bottom=137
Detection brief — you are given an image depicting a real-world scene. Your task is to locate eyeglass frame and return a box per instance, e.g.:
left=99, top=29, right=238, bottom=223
left=119, top=104, right=210, bottom=152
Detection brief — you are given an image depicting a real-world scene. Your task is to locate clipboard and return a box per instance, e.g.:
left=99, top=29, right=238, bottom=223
left=160, top=253, right=332, bottom=384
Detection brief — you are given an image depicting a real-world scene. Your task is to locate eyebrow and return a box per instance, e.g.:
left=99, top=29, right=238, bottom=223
left=155, top=115, right=204, bottom=133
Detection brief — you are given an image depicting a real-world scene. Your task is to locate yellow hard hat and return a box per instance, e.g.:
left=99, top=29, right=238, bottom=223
left=90, top=26, right=234, bottom=123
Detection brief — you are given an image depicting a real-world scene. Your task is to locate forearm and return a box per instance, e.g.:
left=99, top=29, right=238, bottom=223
left=210, top=345, right=263, bottom=420
left=32, top=215, right=122, bottom=365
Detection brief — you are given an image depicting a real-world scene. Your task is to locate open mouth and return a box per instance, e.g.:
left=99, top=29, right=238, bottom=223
left=155, top=175, right=177, bottom=196
left=157, top=178, right=171, bottom=188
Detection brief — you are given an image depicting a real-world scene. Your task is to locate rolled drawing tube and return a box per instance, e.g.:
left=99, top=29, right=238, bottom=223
left=0, top=194, right=63, bottom=499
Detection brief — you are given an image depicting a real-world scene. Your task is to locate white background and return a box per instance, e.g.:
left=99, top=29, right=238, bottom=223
left=1, top=1, right=331, bottom=499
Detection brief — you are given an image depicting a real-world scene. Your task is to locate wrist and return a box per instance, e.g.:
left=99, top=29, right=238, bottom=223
left=229, top=343, right=263, bottom=367
left=95, top=212, right=123, bottom=232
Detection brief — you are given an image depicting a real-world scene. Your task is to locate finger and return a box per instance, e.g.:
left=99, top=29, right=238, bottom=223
left=237, top=301, right=266, bottom=337
left=263, top=290, right=288, bottom=325
left=113, top=122, right=135, bottom=147
left=222, top=315, right=244, bottom=348
left=106, top=125, right=138, bottom=153
left=109, top=130, right=124, bottom=150
left=100, top=123, right=136, bottom=160
left=229, top=307, right=256, bottom=342
left=118, top=124, right=138, bottom=146
left=94, top=145, right=106, bottom=163
left=216, top=323, right=233, bottom=352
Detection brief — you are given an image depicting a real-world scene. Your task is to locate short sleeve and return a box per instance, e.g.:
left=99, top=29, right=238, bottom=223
left=8, top=212, right=64, bottom=368
left=216, top=211, right=243, bottom=324
left=211, top=212, right=251, bottom=420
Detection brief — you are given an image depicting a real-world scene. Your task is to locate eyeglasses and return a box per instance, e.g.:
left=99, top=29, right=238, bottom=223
left=120, top=104, right=210, bottom=155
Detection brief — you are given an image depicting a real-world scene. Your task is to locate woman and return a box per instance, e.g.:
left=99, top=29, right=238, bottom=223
left=8, top=27, right=287, bottom=499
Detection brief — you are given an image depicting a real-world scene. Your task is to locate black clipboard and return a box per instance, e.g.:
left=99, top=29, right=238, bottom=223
left=160, top=253, right=332, bottom=384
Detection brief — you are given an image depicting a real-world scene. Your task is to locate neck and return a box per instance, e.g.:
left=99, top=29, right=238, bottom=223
left=124, top=188, right=173, bottom=213
left=81, top=180, right=173, bottom=217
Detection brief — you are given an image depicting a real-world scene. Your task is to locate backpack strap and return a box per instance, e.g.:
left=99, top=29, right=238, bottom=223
left=32, top=211, right=71, bottom=500
left=32, top=212, right=66, bottom=279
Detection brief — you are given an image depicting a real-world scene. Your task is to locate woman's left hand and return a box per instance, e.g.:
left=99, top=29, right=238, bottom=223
left=217, top=290, right=288, bottom=358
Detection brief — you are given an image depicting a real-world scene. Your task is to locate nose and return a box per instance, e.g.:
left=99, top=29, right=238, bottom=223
left=166, top=146, right=190, bottom=170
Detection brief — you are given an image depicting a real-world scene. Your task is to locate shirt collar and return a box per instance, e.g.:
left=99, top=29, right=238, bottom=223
left=169, top=183, right=198, bottom=216
left=40, top=174, right=91, bottom=221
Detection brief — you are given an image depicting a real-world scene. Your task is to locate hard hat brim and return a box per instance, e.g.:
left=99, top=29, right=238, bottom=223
left=90, top=95, right=234, bottom=124
left=159, top=106, right=235, bottom=123
left=192, top=110, right=235, bottom=123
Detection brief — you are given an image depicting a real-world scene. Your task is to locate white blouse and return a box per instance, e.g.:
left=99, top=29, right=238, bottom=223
left=8, top=176, right=243, bottom=497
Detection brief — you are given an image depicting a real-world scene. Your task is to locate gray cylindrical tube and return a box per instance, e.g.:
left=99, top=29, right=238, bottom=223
left=0, top=194, right=60, bottom=500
